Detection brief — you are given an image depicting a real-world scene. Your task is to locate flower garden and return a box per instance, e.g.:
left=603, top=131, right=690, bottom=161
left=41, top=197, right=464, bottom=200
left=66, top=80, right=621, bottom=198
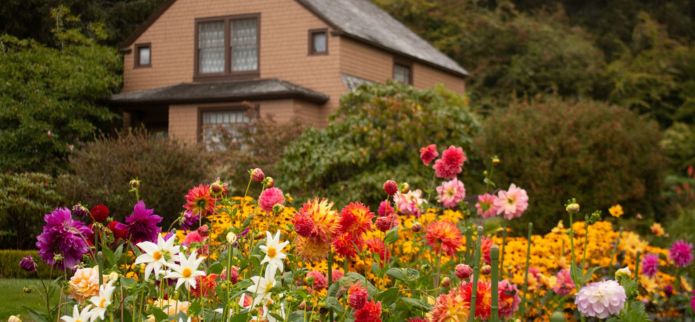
left=9, top=144, right=695, bottom=322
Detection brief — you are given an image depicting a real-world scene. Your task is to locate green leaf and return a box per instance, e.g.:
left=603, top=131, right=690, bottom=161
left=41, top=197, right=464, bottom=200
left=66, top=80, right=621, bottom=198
left=384, top=228, right=399, bottom=244
left=386, top=268, right=420, bottom=283
left=375, top=287, right=399, bottom=306
left=400, top=297, right=431, bottom=311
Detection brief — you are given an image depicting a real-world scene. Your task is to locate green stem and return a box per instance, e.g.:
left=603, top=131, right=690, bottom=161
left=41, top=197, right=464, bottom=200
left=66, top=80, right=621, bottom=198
left=581, top=222, right=589, bottom=273
left=500, top=221, right=507, bottom=278
left=611, top=228, right=623, bottom=269
left=327, top=248, right=335, bottom=322
left=434, top=254, right=441, bottom=289
left=569, top=212, right=576, bottom=278
left=519, top=222, right=533, bottom=318
left=490, top=246, right=500, bottom=322
left=468, top=226, right=483, bottom=322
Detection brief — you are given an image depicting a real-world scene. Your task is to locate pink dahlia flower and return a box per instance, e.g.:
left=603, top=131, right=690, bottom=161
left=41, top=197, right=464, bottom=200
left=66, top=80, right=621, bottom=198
left=575, top=280, right=626, bottom=319
left=432, top=146, right=466, bottom=179
left=394, top=189, right=427, bottom=216
left=494, top=184, right=529, bottom=220
left=551, top=268, right=575, bottom=296
left=669, top=240, right=693, bottom=267
left=641, top=254, right=659, bottom=278
left=436, top=179, right=466, bottom=208
left=306, top=270, right=328, bottom=290
left=419, top=144, right=439, bottom=165
left=476, top=193, right=498, bottom=218
left=258, top=187, right=285, bottom=213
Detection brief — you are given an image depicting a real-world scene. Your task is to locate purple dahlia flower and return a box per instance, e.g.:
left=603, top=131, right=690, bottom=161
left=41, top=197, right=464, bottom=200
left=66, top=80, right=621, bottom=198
left=641, top=253, right=659, bottom=278
left=35, top=208, right=93, bottom=270
left=19, top=255, right=37, bottom=273
left=125, top=200, right=162, bottom=243
left=669, top=240, right=693, bottom=268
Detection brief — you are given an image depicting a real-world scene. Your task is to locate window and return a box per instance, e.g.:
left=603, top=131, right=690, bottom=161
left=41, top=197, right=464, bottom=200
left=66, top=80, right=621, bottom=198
left=201, top=109, right=251, bottom=151
left=309, top=29, right=328, bottom=55
left=393, top=63, right=412, bottom=84
left=135, top=43, right=151, bottom=67
left=196, top=15, right=259, bottom=77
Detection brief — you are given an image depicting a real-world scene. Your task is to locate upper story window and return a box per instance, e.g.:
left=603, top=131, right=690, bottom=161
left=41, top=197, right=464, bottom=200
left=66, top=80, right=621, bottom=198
left=393, top=62, right=412, bottom=84
left=196, top=15, right=259, bottom=78
left=309, top=29, right=328, bottom=55
left=135, top=43, right=151, bottom=68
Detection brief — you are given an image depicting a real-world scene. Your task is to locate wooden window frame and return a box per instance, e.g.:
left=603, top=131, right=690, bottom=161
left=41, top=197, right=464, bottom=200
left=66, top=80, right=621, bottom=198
left=393, top=58, right=413, bottom=85
left=194, top=14, right=261, bottom=82
left=196, top=103, right=258, bottom=144
left=134, top=43, right=152, bottom=68
left=308, top=28, right=328, bottom=55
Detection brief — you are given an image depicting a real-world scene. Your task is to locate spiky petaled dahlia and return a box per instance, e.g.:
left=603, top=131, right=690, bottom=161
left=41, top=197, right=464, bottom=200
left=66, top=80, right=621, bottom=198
left=184, top=184, right=215, bottom=216
left=354, top=300, right=382, bottom=322
left=419, top=144, right=439, bottom=165
left=641, top=254, right=659, bottom=278
left=337, top=202, right=374, bottom=237
left=125, top=201, right=162, bottom=244
left=292, top=212, right=314, bottom=237
left=425, top=221, right=463, bottom=256
left=348, top=283, right=369, bottom=309
left=258, top=187, right=285, bottom=213
left=191, top=273, right=218, bottom=298
left=365, top=238, right=390, bottom=262
left=476, top=193, right=498, bottom=218
left=481, top=237, right=495, bottom=264
left=498, top=280, right=521, bottom=318
left=436, top=179, right=466, bottom=209
left=294, top=198, right=339, bottom=259
left=551, top=268, right=575, bottom=296
left=36, top=208, right=93, bottom=270
left=460, top=280, right=493, bottom=320
left=333, top=232, right=362, bottom=258
left=575, top=280, right=626, bottom=319
left=429, top=286, right=470, bottom=322
left=669, top=240, right=693, bottom=267
left=494, top=183, right=529, bottom=220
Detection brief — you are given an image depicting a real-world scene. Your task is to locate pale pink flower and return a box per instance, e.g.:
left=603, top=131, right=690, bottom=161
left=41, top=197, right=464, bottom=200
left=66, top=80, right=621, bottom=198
left=476, top=193, right=498, bottom=218
left=551, top=269, right=575, bottom=296
left=575, top=280, right=626, bottom=319
left=436, top=179, right=466, bottom=208
left=494, top=184, right=528, bottom=220
left=394, top=189, right=427, bottom=216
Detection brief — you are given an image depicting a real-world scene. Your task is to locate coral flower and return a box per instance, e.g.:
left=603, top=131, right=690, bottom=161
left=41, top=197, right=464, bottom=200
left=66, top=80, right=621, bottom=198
left=425, top=221, right=463, bottom=256
left=481, top=237, right=495, bottom=264
left=609, top=204, right=624, bottom=218
left=354, top=300, right=382, bottom=322
left=419, top=144, right=439, bottom=165
left=348, top=283, right=369, bottom=309
left=433, top=145, right=466, bottom=179
left=68, top=266, right=99, bottom=302
left=575, top=280, right=626, bottom=319
left=191, top=274, right=218, bottom=298
left=337, top=202, right=374, bottom=237
left=259, top=187, right=285, bottom=213
left=436, top=179, right=466, bottom=208
left=669, top=240, right=694, bottom=267
left=294, top=198, right=339, bottom=259
left=36, top=208, right=92, bottom=270
left=125, top=200, right=162, bottom=244
left=333, top=232, right=362, bottom=258
left=476, top=193, right=498, bottom=218
left=366, top=238, right=391, bottom=263
left=184, top=184, right=215, bottom=216
left=494, top=184, right=528, bottom=220
left=460, top=280, right=493, bottom=320
left=306, top=270, right=328, bottom=290
left=429, top=288, right=470, bottom=322
left=551, top=268, right=575, bottom=296
left=641, top=254, right=659, bottom=278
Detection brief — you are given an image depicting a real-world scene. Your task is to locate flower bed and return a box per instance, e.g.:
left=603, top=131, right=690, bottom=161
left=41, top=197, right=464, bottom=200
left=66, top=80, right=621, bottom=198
left=9, top=145, right=695, bottom=322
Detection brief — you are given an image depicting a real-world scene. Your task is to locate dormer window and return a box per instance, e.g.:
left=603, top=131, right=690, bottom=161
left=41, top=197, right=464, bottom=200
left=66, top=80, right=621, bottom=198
left=135, top=43, right=151, bottom=68
left=309, top=29, right=328, bottom=55
left=196, top=15, right=259, bottom=78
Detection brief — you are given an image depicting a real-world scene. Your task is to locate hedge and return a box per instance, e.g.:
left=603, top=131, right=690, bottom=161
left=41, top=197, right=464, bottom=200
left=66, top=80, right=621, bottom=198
left=0, top=250, right=53, bottom=279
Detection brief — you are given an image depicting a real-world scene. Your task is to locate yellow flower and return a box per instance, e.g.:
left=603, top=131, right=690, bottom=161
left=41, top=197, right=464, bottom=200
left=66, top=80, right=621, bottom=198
left=650, top=223, right=665, bottom=237
left=68, top=266, right=100, bottom=302
left=609, top=204, right=624, bottom=218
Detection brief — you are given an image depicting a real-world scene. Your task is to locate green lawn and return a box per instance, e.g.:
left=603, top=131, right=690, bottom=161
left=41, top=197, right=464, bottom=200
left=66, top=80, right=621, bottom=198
left=0, top=279, right=57, bottom=321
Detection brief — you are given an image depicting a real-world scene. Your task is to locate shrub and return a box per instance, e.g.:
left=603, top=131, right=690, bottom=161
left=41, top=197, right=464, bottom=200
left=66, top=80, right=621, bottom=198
left=277, top=82, right=480, bottom=207
left=58, top=129, right=212, bottom=225
left=0, top=250, right=52, bottom=279
left=661, top=122, right=695, bottom=173
left=0, top=173, right=65, bottom=249
left=475, top=98, right=664, bottom=232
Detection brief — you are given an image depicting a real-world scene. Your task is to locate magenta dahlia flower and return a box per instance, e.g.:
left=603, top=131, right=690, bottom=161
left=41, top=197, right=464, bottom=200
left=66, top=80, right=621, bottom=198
left=125, top=201, right=162, bottom=243
left=641, top=253, right=659, bottom=278
left=476, top=193, right=498, bottom=218
left=436, top=178, right=466, bottom=208
left=36, top=208, right=93, bottom=270
left=691, top=291, right=695, bottom=312
left=669, top=240, right=693, bottom=267
left=575, top=280, right=626, bottom=319
left=432, top=146, right=466, bottom=179
left=258, top=187, right=285, bottom=212
left=552, top=268, right=575, bottom=296
left=419, top=144, right=438, bottom=166
left=494, top=184, right=529, bottom=220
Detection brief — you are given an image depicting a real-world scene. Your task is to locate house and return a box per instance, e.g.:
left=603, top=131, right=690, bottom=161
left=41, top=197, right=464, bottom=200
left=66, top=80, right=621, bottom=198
left=111, top=0, right=468, bottom=147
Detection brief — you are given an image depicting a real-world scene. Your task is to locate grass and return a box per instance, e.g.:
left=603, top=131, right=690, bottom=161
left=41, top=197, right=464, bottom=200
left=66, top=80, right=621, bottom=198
left=0, top=279, right=58, bottom=321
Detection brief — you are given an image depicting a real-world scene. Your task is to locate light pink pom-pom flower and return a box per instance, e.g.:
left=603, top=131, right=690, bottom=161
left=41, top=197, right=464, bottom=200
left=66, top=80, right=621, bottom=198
left=436, top=179, right=466, bottom=209
left=476, top=193, right=498, bottom=218
left=258, top=187, right=285, bottom=213
left=575, top=280, right=626, bottom=319
left=494, top=184, right=529, bottom=220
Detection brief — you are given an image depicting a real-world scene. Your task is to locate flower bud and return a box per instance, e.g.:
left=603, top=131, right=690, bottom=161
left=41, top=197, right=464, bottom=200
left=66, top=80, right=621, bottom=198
left=481, top=265, right=492, bottom=275
left=399, top=182, right=410, bottom=193
left=263, top=177, right=274, bottom=188
left=411, top=222, right=422, bottom=233
left=440, top=277, right=451, bottom=288
left=251, top=168, right=265, bottom=182
left=210, top=179, right=227, bottom=196
left=226, top=232, right=237, bottom=244
left=566, top=202, right=580, bottom=214
left=455, top=263, right=473, bottom=280
left=71, top=203, right=89, bottom=218
left=19, top=256, right=37, bottom=273
left=492, top=156, right=501, bottom=166
left=383, top=180, right=398, bottom=196
left=615, top=266, right=631, bottom=280
left=272, top=204, right=285, bottom=214
left=129, top=178, right=140, bottom=189
left=8, top=315, right=22, bottom=322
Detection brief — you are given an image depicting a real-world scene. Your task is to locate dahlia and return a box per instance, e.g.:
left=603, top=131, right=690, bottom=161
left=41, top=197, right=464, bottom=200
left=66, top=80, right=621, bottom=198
left=191, top=273, right=218, bottom=298
left=455, top=263, right=473, bottom=280
left=107, top=220, right=129, bottom=240
left=294, top=198, right=339, bottom=259
left=331, top=269, right=344, bottom=282
left=338, top=202, right=374, bottom=237
left=383, top=180, right=398, bottom=196
left=481, top=237, right=495, bottom=264
left=476, top=193, right=498, bottom=218
left=375, top=214, right=398, bottom=232
left=181, top=210, right=200, bottom=230
left=306, top=270, right=328, bottom=290
left=551, top=268, right=575, bottom=296
left=394, top=189, right=427, bottom=216
left=460, top=280, right=492, bottom=320
left=377, top=200, right=395, bottom=217
left=354, top=300, right=382, bottom=322
left=494, top=184, right=529, bottom=220
left=425, top=221, right=463, bottom=256
left=429, top=287, right=470, bottom=322
left=19, top=256, right=37, bottom=273
left=36, top=208, right=92, bottom=269
left=89, top=204, right=110, bottom=222
left=333, top=232, right=362, bottom=258
left=292, top=212, right=314, bottom=237
left=498, top=280, right=521, bottom=319
left=436, top=179, right=466, bottom=209
left=641, top=254, right=659, bottom=278
left=419, top=144, right=439, bottom=166
left=259, top=187, right=285, bottom=213
left=182, top=230, right=204, bottom=246
left=125, top=201, right=162, bottom=244
left=575, top=280, right=626, bottom=319
left=366, top=238, right=391, bottom=262
left=669, top=240, right=693, bottom=267
left=184, top=184, right=215, bottom=216
left=433, top=146, right=466, bottom=179
left=348, top=283, right=369, bottom=309
left=68, top=266, right=99, bottom=302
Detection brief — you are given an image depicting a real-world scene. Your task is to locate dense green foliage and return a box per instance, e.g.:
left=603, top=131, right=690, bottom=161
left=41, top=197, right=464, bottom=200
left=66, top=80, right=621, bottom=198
left=0, top=174, right=65, bottom=249
left=0, top=8, right=121, bottom=173
left=277, top=82, right=480, bottom=207
left=0, top=251, right=52, bottom=279
left=475, top=99, right=664, bottom=231
left=58, top=130, right=212, bottom=225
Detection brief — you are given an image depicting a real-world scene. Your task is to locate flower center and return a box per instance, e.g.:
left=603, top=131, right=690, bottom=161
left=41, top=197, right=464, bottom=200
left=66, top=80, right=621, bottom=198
left=265, top=280, right=274, bottom=291
left=153, top=251, right=162, bottom=261
left=507, top=196, right=516, bottom=205
left=182, top=267, right=192, bottom=278
left=267, top=246, right=277, bottom=258
left=99, top=297, right=107, bottom=308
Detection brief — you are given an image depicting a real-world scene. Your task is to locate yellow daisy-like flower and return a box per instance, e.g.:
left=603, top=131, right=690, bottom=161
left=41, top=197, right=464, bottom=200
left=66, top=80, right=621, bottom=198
left=650, top=223, right=665, bottom=237
left=609, top=204, right=624, bottom=218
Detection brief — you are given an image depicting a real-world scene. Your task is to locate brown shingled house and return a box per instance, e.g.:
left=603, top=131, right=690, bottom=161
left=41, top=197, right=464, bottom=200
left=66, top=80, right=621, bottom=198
left=112, top=0, right=468, bottom=146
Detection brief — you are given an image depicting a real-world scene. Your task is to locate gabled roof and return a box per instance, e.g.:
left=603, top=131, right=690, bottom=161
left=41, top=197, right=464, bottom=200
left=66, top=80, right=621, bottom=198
left=296, top=0, right=468, bottom=77
left=120, top=0, right=468, bottom=78
left=110, top=79, right=329, bottom=105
